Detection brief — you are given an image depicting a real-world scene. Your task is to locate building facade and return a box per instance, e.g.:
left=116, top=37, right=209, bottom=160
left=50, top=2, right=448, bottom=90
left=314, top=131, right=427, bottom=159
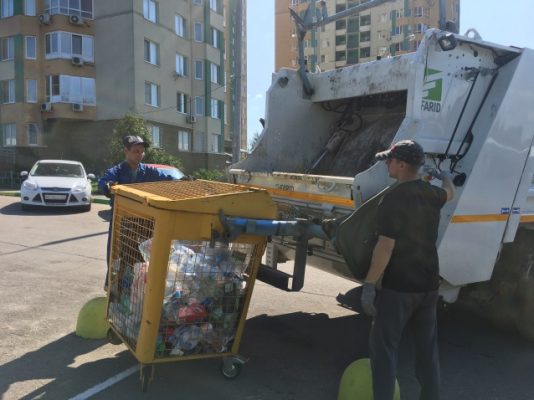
left=276, top=0, right=460, bottom=72
left=0, top=0, right=246, bottom=179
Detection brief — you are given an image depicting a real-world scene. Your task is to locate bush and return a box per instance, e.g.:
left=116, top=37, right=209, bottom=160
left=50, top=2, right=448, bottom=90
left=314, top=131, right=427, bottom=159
left=192, top=168, right=225, bottom=181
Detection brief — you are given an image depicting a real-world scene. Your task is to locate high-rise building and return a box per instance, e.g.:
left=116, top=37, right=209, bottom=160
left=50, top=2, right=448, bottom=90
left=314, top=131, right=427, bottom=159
left=0, top=0, right=246, bottom=178
left=276, top=0, right=460, bottom=72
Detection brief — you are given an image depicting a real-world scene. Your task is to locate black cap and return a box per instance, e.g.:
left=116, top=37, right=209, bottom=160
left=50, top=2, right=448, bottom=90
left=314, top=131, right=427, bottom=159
left=375, top=140, right=425, bottom=166
left=123, top=135, right=149, bottom=149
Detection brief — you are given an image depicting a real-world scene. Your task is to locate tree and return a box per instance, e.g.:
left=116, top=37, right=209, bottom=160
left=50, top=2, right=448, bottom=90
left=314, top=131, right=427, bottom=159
left=249, top=131, right=261, bottom=152
left=107, top=113, right=183, bottom=170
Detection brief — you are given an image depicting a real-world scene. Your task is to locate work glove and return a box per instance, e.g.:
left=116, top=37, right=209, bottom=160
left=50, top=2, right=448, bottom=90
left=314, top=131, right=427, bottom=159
left=425, top=167, right=453, bottom=181
left=104, top=181, right=117, bottom=198
left=361, top=282, right=376, bottom=317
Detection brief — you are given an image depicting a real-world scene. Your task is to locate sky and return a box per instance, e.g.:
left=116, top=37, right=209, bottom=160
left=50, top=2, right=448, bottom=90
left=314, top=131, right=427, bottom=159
left=246, top=0, right=534, bottom=148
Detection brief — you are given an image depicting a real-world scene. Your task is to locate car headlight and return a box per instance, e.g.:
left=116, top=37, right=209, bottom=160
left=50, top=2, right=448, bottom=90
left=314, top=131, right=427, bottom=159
left=72, top=183, right=88, bottom=193
left=22, top=180, right=38, bottom=191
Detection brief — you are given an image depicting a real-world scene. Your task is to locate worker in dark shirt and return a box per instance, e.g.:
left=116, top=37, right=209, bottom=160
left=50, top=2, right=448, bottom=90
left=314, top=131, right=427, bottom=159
left=361, top=140, right=455, bottom=400
left=98, top=135, right=173, bottom=289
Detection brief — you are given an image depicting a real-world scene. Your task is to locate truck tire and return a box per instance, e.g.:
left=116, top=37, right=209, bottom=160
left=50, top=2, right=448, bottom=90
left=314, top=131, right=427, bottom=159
left=457, top=227, right=534, bottom=340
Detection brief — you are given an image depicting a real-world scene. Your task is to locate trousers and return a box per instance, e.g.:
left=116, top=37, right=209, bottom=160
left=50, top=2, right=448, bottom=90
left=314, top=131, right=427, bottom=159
left=369, top=288, right=440, bottom=400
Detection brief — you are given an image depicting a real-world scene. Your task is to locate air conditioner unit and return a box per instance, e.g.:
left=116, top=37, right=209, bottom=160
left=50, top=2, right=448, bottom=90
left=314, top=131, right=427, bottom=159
left=68, top=14, right=84, bottom=25
left=38, top=13, right=51, bottom=25
left=186, top=115, right=196, bottom=123
left=72, top=103, right=84, bottom=112
left=71, top=56, right=84, bottom=66
left=40, top=102, right=53, bottom=112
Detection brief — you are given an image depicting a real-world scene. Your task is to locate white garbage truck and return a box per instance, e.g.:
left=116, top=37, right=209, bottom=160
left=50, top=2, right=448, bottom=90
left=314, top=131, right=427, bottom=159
left=229, top=15, right=534, bottom=337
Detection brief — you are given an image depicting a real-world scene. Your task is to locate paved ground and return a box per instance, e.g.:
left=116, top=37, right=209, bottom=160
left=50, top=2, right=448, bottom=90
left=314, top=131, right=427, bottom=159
left=1, top=195, right=534, bottom=399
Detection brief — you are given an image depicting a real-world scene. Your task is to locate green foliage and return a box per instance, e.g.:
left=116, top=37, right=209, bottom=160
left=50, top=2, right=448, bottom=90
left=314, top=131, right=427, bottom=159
left=249, top=131, right=261, bottom=152
left=192, top=168, right=225, bottom=181
left=107, top=113, right=183, bottom=170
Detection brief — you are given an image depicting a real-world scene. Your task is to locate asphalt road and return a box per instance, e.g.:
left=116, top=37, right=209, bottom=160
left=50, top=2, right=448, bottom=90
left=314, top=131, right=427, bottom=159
left=1, top=196, right=534, bottom=400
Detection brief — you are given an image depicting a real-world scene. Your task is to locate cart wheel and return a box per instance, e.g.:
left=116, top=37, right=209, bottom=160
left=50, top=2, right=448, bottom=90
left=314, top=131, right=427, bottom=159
left=106, top=328, right=122, bottom=345
left=140, top=364, right=154, bottom=392
left=221, top=359, right=242, bottom=379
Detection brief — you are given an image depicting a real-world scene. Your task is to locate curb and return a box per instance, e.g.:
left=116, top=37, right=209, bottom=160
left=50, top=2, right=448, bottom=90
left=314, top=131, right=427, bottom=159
left=0, top=191, right=110, bottom=205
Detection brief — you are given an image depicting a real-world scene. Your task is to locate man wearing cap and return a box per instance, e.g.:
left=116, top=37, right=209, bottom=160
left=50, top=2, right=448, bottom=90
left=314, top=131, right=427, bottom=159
left=98, top=135, right=174, bottom=288
left=361, top=139, right=455, bottom=400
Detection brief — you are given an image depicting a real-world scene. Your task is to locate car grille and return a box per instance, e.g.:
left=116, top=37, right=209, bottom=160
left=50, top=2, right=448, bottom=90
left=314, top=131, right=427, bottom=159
left=41, top=187, right=70, bottom=191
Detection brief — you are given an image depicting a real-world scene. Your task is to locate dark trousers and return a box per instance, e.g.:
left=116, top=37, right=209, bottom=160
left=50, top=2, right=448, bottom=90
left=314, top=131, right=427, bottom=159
left=370, top=288, right=440, bottom=400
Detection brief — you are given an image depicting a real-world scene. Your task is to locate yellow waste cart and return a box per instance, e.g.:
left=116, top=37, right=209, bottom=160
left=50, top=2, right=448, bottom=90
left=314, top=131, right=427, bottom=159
left=106, top=180, right=277, bottom=391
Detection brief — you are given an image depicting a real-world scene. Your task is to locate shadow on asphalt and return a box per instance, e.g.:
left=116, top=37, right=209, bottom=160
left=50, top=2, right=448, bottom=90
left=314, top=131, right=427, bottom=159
left=0, top=201, right=91, bottom=216
left=0, top=333, right=134, bottom=400
left=2, top=308, right=534, bottom=399
left=98, top=208, right=112, bottom=222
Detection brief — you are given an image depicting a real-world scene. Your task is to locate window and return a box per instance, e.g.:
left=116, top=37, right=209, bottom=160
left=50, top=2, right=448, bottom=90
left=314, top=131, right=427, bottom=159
left=143, top=0, right=157, bottom=23
left=210, top=98, right=221, bottom=119
left=413, top=6, right=429, bottom=17
left=46, top=75, right=96, bottom=104
left=194, top=60, right=203, bottom=80
left=25, top=36, right=36, bottom=59
left=193, top=0, right=202, bottom=5
left=144, top=81, right=160, bottom=107
left=193, top=131, right=204, bottom=152
left=27, top=123, right=38, bottom=145
left=45, top=32, right=94, bottom=62
left=414, top=23, right=427, bottom=34
left=360, top=47, right=371, bottom=58
left=210, top=62, right=219, bottom=84
left=1, top=79, right=15, bottom=103
left=178, top=130, right=190, bottom=151
left=26, top=79, right=37, bottom=103
left=149, top=125, right=160, bottom=147
left=320, top=54, right=325, bottom=63
left=0, top=37, right=14, bottom=61
left=144, top=39, right=159, bottom=65
left=360, top=14, right=371, bottom=27
left=1, top=0, right=13, bottom=18
left=210, top=133, right=221, bottom=153
left=209, top=0, right=220, bottom=13
left=211, top=28, right=222, bottom=48
left=194, top=22, right=203, bottom=42
left=176, top=92, right=188, bottom=114
left=360, top=31, right=371, bottom=42
left=2, top=123, right=16, bottom=146
left=175, top=53, right=187, bottom=76
left=379, top=12, right=388, bottom=23
left=25, top=0, right=36, bottom=16
left=194, top=96, right=203, bottom=116
left=43, top=0, right=93, bottom=19
left=175, top=15, right=186, bottom=37
left=392, top=26, right=401, bottom=36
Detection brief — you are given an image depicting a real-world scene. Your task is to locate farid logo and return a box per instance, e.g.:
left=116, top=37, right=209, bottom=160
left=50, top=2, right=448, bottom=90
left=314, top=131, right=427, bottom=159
left=421, top=68, right=443, bottom=113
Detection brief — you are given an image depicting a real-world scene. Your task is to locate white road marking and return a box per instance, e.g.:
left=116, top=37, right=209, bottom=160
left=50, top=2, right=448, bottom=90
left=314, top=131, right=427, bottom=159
left=68, top=365, right=139, bottom=400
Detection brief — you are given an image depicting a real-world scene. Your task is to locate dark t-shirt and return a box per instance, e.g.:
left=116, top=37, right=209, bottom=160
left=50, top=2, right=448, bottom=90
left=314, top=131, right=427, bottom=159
left=377, top=180, right=447, bottom=292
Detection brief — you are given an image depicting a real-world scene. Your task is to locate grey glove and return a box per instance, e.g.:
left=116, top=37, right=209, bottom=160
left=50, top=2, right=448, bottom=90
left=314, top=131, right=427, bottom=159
left=361, top=282, right=376, bottom=317
left=425, top=167, right=453, bottom=181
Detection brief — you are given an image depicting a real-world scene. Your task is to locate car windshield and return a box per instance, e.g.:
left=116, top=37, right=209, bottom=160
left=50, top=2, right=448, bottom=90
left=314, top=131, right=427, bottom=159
left=157, top=167, right=184, bottom=180
left=31, top=163, right=84, bottom=178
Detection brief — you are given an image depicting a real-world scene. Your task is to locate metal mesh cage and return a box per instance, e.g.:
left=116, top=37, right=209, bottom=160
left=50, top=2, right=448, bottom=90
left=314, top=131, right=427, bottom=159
left=108, top=209, right=155, bottom=350
left=154, top=240, right=258, bottom=358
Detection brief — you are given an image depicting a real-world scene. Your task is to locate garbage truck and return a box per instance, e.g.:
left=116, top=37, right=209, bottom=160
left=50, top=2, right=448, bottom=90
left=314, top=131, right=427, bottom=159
left=228, top=22, right=534, bottom=338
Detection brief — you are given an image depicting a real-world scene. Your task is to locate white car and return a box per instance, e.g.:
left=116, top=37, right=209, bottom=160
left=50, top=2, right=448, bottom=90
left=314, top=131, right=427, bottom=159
left=20, top=160, right=95, bottom=211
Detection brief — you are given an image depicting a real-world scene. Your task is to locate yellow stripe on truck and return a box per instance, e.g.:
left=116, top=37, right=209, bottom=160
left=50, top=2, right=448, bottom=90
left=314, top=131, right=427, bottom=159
left=451, top=214, right=509, bottom=223
left=251, top=185, right=355, bottom=208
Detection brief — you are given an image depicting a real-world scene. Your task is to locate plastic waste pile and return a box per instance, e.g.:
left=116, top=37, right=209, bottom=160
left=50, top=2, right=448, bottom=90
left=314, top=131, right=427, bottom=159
left=108, top=238, right=252, bottom=358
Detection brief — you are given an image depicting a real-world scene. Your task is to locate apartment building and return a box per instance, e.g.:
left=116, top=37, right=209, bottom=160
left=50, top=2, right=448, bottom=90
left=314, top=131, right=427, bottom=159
left=276, top=0, right=460, bottom=72
left=0, top=0, right=246, bottom=177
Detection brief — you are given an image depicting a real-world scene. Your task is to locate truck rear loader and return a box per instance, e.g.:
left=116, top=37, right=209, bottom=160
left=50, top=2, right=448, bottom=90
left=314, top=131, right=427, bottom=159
left=229, top=16, right=534, bottom=337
